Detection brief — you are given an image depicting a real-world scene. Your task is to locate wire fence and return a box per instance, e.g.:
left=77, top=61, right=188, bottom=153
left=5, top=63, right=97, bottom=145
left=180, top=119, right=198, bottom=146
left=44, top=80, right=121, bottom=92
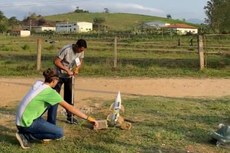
left=0, top=34, right=229, bottom=76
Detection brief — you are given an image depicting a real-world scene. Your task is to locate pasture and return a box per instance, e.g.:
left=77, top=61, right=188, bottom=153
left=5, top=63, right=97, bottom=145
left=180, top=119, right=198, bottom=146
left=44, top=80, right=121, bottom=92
left=0, top=34, right=229, bottom=77
left=0, top=34, right=229, bottom=153
left=0, top=94, right=229, bottom=153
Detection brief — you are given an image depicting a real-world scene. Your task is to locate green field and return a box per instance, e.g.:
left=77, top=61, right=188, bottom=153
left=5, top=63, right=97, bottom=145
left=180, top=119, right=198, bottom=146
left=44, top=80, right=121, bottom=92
left=0, top=96, right=229, bottom=153
left=0, top=34, right=229, bottom=152
left=0, top=34, right=229, bottom=77
left=45, top=12, right=187, bottom=31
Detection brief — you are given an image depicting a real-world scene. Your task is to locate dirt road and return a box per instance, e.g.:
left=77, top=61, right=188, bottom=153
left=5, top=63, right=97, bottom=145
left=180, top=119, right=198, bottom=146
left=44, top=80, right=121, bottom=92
left=0, top=77, right=229, bottom=107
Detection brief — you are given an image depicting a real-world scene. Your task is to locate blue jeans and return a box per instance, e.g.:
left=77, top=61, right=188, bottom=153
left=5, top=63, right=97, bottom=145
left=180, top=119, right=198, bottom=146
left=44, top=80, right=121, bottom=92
left=17, top=117, right=63, bottom=140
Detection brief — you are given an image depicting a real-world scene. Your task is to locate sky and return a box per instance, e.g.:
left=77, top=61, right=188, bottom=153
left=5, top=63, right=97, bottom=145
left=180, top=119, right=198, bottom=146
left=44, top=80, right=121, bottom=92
left=0, top=0, right=209, bottom=22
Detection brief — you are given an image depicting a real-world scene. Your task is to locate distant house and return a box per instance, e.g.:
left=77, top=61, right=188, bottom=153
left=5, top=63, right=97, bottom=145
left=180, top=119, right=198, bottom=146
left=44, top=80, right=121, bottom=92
left=20, top=30, right=31, bottom=37
left=164, top=23, right=198, bottom=35
left=10, top=30, right=31, bottom=37
left=56, top=22, right=93, bottom=33
left=143, top=21, right=170, bottom=29
left=32, top=26, right=56, bottom=33
left=76, top=22, right=93, bottom=32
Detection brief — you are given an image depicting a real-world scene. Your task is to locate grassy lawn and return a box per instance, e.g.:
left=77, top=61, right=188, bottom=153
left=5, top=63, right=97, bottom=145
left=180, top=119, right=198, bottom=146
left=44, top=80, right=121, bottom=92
left=0, top=35, right=229, bottom=78
left=0, top=96, right=229, bottom=153
left=0, top=34, right=229, bottom=152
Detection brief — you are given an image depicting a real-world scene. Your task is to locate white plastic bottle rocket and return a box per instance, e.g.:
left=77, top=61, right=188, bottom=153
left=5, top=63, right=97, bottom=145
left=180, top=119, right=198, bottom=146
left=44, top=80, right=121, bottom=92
left=110, top=91, right=124, bottom=112
left=107, top=91, right=124, bottom=126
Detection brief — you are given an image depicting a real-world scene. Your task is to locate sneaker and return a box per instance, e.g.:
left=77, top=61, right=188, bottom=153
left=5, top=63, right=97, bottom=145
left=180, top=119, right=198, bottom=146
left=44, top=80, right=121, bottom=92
left=42, top=139, right=52, bottom=143
left=66, top=117, right=78, bottom=124
left=15, top=132, right=31, bottom=149
left=56, top=136, right=65, bottom=141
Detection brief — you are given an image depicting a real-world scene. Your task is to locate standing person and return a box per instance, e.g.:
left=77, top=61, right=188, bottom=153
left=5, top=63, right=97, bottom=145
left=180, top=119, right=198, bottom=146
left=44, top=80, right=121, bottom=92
left=16, top=68, right=98, bottom=149
left=48, top=39, right=87, bottom=124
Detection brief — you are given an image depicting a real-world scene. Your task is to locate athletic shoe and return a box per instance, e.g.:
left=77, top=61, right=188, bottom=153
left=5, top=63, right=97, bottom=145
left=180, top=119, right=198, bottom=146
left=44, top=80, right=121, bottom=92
left=56, top=136, right=65, bottom=141
left=66, top=117, right=78, bottom=124
left=15, top=132, right=31, bottom=149
left=42, top=139, right=52, bottom=143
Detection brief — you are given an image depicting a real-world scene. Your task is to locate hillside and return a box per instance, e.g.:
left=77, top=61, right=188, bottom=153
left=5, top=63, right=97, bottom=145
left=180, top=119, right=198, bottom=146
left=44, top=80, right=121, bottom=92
left=44, top=12, right=189, bottom=31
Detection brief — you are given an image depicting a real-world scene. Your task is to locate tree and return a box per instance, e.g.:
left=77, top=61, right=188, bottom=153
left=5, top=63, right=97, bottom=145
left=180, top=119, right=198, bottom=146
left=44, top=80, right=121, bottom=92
left=93, top=17, right=105, bottom=32
left=204, top=0, right=230, bottom=33
left=0, top=10, right=8, bottom=32
left=166, top=14, right=172, bottom=19
left=74, top=7, right=89, bottom=13
left=0, top=10, right=6, bottom=21
left=8, top=16, right=20, bottom=29
left=0, top=24, right=7, bottom=33
left=104, top=8, right=109, bottom=13
left=37, top=18, right=47, bottom=26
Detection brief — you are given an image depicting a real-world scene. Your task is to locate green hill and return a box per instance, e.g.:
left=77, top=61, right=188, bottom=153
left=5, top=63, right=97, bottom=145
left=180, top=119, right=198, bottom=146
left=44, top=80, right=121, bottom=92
left=44, top=12, right=187, bottom=31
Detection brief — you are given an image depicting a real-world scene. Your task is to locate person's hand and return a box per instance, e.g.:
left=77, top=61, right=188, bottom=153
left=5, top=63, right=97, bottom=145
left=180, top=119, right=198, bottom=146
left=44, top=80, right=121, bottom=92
left=87, top=116, right=98, bottom=128
left=73, top=67, right=79, bottom=76
left=66, top=69, right=73, bottom=76
left=93, top=120, right=99, bottom=129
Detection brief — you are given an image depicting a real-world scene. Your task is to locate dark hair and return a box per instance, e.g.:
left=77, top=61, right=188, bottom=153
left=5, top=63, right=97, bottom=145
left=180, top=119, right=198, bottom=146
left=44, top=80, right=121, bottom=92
left=76, top=39, right=87, bottom=48
left=43, top=68, right=58, bottom=83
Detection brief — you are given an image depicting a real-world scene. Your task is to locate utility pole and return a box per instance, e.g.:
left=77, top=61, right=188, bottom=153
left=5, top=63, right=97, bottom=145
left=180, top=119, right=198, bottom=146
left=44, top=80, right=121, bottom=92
left=29, top=19, right=32, bottom=31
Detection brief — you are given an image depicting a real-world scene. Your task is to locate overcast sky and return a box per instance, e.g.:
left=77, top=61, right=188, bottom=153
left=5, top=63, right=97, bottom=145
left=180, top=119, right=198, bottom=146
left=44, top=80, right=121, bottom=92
left=0, top=0, right=208, bottom=21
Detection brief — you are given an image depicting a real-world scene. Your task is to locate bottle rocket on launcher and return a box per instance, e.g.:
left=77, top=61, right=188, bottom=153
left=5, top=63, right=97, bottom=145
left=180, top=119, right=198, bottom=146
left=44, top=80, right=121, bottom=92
left=107, top=91, right=124, bottom=126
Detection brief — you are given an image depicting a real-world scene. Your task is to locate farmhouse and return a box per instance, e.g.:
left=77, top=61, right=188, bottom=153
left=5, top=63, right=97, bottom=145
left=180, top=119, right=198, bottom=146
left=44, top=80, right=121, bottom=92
left=32, top=26, right=56, bottom=33
left=56, top=22, right=93, bottom=33
left=10, top=30, right=31, bottom=37
left=143, top=21, right=170, bottom=29
left=164, top=23, right=198, bottom=35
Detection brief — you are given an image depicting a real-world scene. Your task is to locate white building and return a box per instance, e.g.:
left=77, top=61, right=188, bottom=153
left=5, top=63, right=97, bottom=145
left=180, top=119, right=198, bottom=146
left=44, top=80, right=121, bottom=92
left=76, top=22, right=93, bottom=32
left=56, top=22, right=93, bottom=33
left=143, top=21, right=170, bottom=29
left=19, top=30, right=31, bottom=37
left=33, top=26, right=56, bottom=33
left=165, top=23, right=198, bottom=35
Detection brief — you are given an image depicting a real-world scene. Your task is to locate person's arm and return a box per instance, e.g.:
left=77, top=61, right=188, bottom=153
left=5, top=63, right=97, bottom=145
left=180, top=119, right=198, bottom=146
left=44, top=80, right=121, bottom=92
left=54, top=57, right=73, bottom=76
left=59, top=101, right=98, bottom=126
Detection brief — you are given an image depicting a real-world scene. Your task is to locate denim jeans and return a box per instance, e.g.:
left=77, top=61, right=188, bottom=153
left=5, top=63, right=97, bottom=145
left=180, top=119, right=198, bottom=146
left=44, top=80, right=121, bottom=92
left=17, top=117, right=63, bottom=140
left=47, top=77, right=73, bottom=124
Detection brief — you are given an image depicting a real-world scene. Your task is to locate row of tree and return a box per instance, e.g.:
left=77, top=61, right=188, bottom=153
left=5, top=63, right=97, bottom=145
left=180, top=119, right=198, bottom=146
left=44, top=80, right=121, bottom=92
left=0, top=11, right=21, bottom=32
left=204, top=0, right=230, bottom=33
left=0, top=11, right=58, bottom=33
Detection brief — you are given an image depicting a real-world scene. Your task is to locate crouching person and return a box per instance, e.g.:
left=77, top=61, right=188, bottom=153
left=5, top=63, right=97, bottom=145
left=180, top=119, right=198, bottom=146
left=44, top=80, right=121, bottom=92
left=15, top=68, right=98, bottom=149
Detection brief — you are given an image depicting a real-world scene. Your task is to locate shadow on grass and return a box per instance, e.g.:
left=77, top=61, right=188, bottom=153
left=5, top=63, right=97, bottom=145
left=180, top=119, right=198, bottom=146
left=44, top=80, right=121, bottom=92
left=0, top=125, right=17, bottom=145
left=0, top=52, right=57, bottom=62
left=0, top=106, right=16, bottom=116
left=0, top=106, right=17, bottom=144
left=85, top=56, right=229, bottom=69
left=86, top=56, right=200, bottom=69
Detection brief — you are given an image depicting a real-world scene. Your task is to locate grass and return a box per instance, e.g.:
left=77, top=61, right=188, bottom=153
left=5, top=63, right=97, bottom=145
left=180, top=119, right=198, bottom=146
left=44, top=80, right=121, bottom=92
left=45, top=12, right=187, bottom=31
left=0, top=96, right=229, bottom=153
left=0, top=35, right=229, bottom=78
left=0, top=13, right=229, bottom=153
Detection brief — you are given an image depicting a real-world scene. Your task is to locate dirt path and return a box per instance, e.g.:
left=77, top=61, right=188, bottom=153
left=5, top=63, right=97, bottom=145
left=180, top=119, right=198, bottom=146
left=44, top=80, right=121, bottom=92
left=0, top=77, right=230, bottom=107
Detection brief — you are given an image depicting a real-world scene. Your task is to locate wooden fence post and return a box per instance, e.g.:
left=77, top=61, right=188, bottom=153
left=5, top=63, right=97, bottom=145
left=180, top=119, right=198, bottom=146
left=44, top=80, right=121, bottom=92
left=198, top=35, right=205, bottom=70
left=36, top=38, right=42, bottom=71
left=114, top=36, right=118, bottom=68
